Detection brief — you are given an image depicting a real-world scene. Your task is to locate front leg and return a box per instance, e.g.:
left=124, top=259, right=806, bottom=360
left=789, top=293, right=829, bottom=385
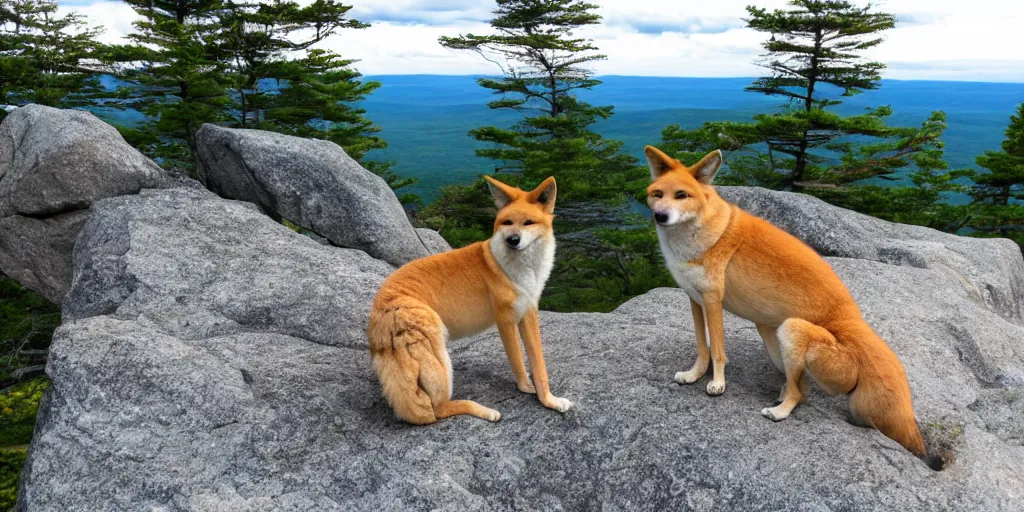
left=494, top=310, right=535, bottom=394
left=519, top=308, right=572, bottom=412
left=675, top=299, right=710, bottom=384
left=702, top=298, right=727, bottom=396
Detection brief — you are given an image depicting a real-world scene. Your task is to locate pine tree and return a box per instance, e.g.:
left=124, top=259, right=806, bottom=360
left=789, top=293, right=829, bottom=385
left=0, top=0, right=105, bottom=120
left=439, top=0, right=641, bottom=200
left=118, top=0, right=232, bottom=171
left=217, top=0, right=366, bottom=129
left=215, top=0, right=409, bottom=198
left=744, top=0, right=896, bottom=187
left=970, top=104, right=1024, bottom=243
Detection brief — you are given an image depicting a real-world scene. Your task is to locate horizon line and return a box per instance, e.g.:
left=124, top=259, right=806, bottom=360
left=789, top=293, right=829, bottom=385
left=361, top=73, right=1024, bottom=85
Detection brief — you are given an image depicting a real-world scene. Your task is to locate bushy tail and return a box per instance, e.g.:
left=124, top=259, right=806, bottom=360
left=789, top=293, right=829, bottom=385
left=368, top=299, right=448, bottom=425
left=846, top=330, right=930, bottom=461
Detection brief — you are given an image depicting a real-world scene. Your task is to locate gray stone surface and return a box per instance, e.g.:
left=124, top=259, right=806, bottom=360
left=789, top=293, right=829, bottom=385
left=17, top=186, right=1024, bottom=510
left=0, top=211, right=88, bottom=303
left=719, top=186, right=1024, bottom=322
left=0, top=105, right=166, bottom=301
left=61, top=187, right=393, bottom=347
left=416, top=228, right=452, bottom=254
left=195, top=124, right=429, bottom=267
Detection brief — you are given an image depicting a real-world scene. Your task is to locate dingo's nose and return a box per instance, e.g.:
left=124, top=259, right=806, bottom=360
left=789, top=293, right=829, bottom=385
left=506, top=234, right=521, bottom=248
left=654, top=211, right=669, bottom=224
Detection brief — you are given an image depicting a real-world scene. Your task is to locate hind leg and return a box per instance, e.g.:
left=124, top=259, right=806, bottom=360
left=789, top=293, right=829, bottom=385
left=762, top=318, right=857, bottom=421
left=756, top=324, right=785, bottom=374
left=436, top=400, right=501, bottom=422
left=756, top=324, right=787, bottom=404
left=408, top=339, right=501, bottom=423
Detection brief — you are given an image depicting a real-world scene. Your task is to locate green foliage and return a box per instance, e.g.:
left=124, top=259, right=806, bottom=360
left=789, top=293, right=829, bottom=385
left=114, top=0, right=404, bottom=201
left=541, top=223, right=673, bottom=312
left=0, top=448, right=25, bottom=510
left=439, top=0, right=639, bottom=202
left=744, top=0, right=896, bottom=186
left=0, top=278, right=58, bottom=509
left=417, top=179, right=495, bottom=248
left=1, top=277, right=59, bottom=378
left=657, top=1, right=972, bottom=243
left=0, top=0, right=106, bottom=120
left=970, top=103, right=1024, bottom=243
left=0, top=377, right=48, bottom=511
left=217, top=0, right=367, bottom=130
left=117, top=0, right=233, bottom=171
left=0, top=377, right=47, bottom=446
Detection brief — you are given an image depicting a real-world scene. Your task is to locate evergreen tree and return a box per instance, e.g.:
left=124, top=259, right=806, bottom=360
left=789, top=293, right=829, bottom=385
left=656, top=0, right=975, bottom=239
left=743, top=0, right=896, bottom=187
left=118, top=0, right=231, bottom=171
left=439, top=0, right=641, bottom=200
left=215, top=0, right=410, bottom=199
left=217, top=0, right=366, bottom=129
left=0, top=0, right=105, bottom=120
left=970, top=104, right=1024, bottom=243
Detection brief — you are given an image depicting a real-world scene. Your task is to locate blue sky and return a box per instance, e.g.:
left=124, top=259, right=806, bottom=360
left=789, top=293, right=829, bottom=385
left=60, top=0, right=1024, bottom=82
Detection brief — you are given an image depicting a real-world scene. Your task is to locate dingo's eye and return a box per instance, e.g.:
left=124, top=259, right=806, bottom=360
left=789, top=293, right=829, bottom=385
left=524, top=220, right=534, bottom=226
left=652, top=190, right=663, bottom=199
left=675, top=191, right=688, bottom=199
left=501, top=220, right=513, bottom=226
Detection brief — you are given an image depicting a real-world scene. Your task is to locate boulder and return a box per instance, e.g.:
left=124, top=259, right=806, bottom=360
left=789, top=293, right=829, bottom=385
left=195, top=124, right=430, bottom=267
left=416, top=228, right=452, bottom=254
left=0, top=105, right=166, bottom=302
left=18, top=187, right=1024, bottom=510
left=61, top=187, right=393, bottom=348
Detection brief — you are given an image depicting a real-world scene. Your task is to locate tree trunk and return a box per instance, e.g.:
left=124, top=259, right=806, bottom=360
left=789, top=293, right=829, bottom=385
left=793, top=27, right=824, bottom=189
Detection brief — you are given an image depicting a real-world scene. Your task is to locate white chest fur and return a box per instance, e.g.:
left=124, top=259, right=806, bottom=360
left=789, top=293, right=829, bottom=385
left=656, top=224, right=713, bottom=305
left=490, top=235, right=555, bottom=319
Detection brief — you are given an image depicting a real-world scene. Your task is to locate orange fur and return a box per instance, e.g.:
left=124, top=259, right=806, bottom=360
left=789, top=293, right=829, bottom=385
left=368, top=176, right=572, bottom=425
left=644, top=145, right=931, bottom=462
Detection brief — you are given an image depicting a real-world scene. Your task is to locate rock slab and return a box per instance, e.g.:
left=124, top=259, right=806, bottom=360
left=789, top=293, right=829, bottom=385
left=17, top=186, right=1024, bottom=510
left=195, top=124, right=429, bottom=267
left=0, top=105, right=166, bottom=302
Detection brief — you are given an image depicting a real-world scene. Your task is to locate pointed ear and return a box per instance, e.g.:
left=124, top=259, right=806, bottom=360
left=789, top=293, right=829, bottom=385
left=644, top=145, right=678, bottom=179
left=528, top=176, right=557, bottom=214
left=484, top=175, right=519, bottom=209
left=691, top=149, right=723, bottom=184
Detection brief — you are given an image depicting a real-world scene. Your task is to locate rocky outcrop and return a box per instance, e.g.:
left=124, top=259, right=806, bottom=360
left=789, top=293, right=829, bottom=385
left=0, top=105, right=166, bottom=302
left=18, top=183, right=1024, bottom=510
left=195, top=124, right=430, bottom=267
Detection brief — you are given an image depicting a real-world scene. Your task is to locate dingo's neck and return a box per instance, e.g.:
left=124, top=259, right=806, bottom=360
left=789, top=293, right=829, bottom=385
left=657, top=199, right=733, bottom=264
left=489, top=234, right=555, bottom=319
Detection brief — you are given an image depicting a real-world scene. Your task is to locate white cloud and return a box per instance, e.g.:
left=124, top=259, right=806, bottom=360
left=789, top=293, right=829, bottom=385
left=57, top=1, right=138, bottom=44
left=58, top=0, right=1024, bottom=81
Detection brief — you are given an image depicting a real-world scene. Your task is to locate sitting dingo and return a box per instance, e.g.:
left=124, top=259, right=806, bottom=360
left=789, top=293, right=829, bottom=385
left=645, top=145, right=937, bottom=465
left=369, top=176, right=572, bottom=424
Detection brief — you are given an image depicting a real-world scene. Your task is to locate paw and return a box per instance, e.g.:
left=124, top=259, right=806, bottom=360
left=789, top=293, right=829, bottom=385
left=706, top=380, right=726, bottom=396
left=674, top=370, right=702, bottom=384
left=545, top=396, right=573, bottom=413
left=761, top=405, right=789, bottom=422
left=517, top=381, right=537, bottom=394
left=485, top=409, right=502, bottom=422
